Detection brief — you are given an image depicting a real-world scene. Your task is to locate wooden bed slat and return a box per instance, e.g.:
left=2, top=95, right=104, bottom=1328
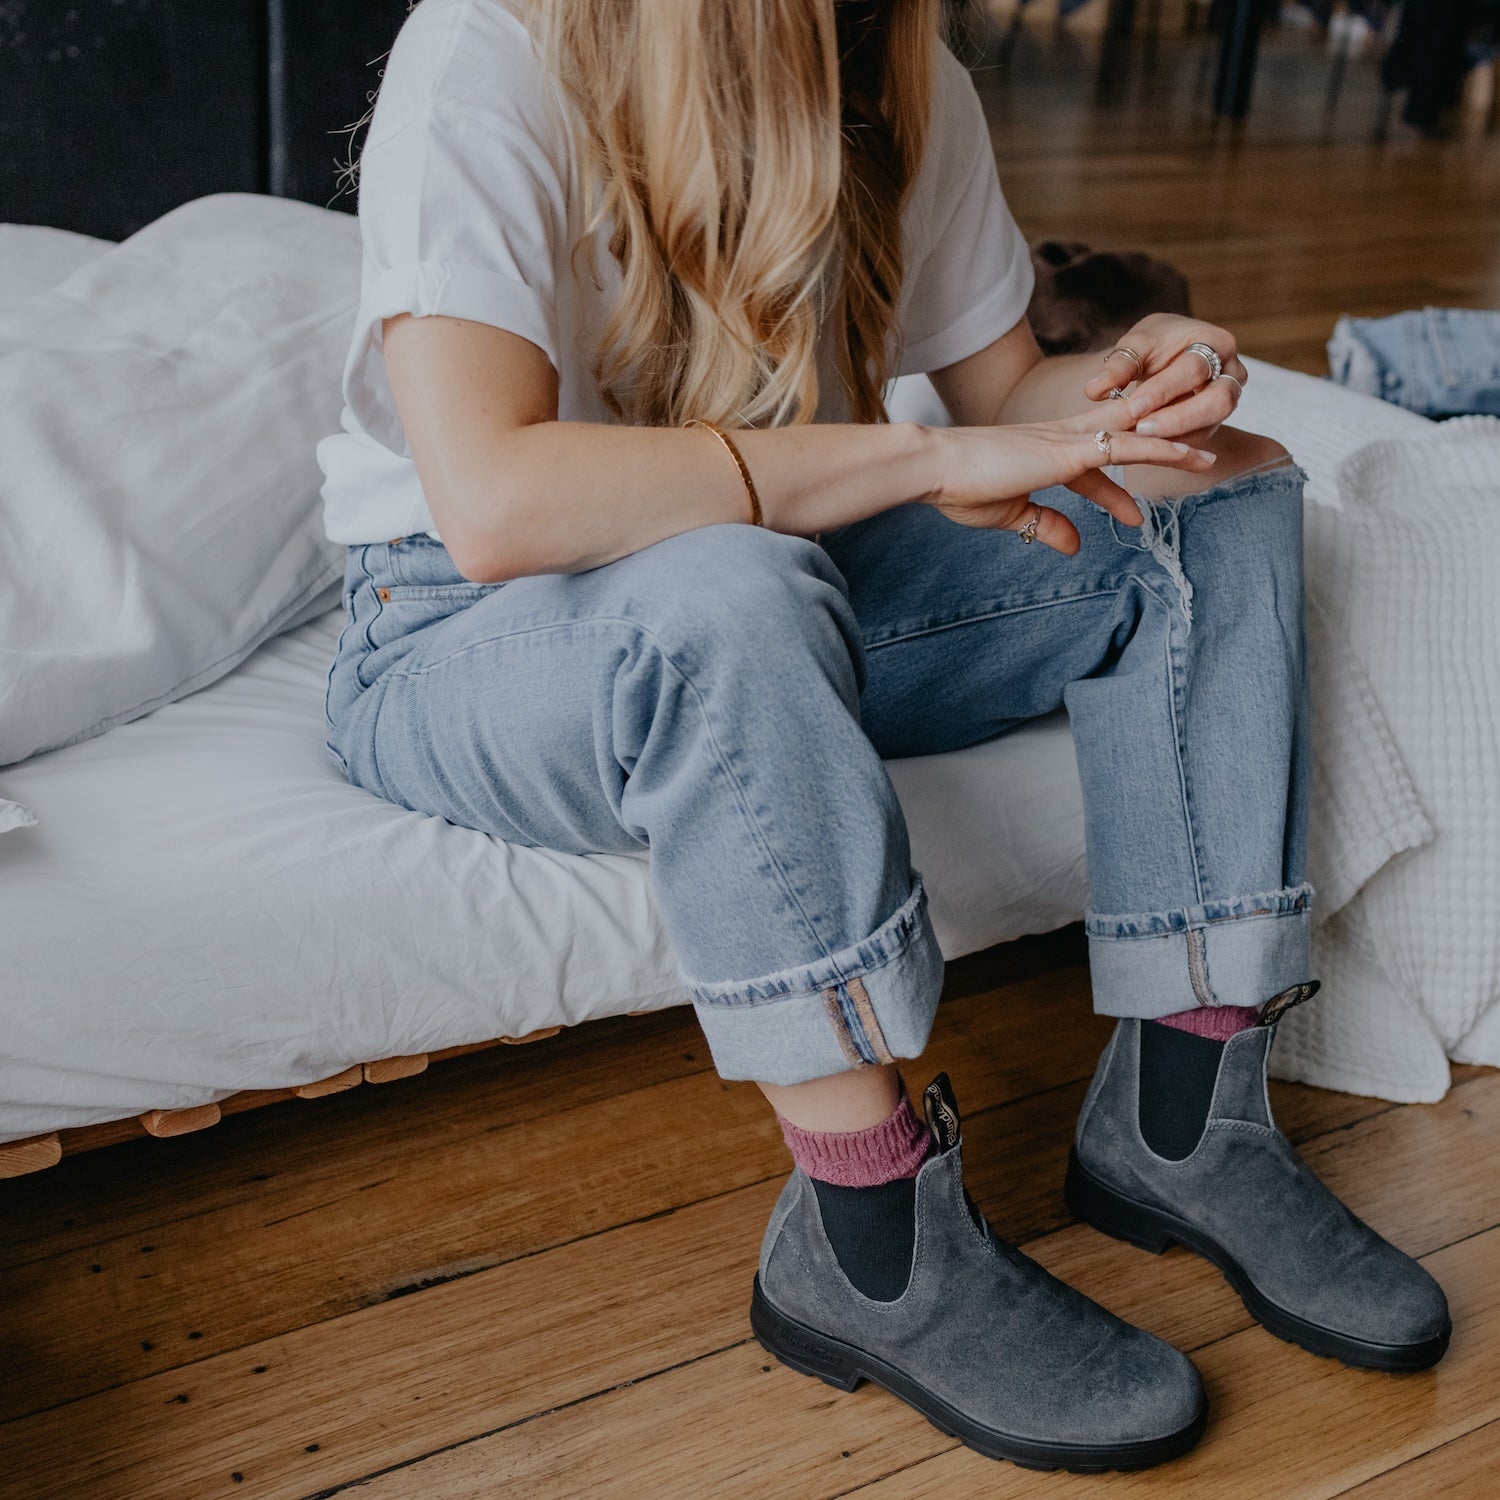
left=293, top=1065, right=364, bottom=1099
left=502, top=1025, right=561, bottom=1045
left=363, top=1054, right=430, bottom=1085
left=0, top=1134, right=62, bottom=1179
left=139, top=1105, right=222, bottom=1138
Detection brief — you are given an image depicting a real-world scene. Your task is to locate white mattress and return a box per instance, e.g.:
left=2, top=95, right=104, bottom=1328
left=0, top=612, right=1088, bottom=1141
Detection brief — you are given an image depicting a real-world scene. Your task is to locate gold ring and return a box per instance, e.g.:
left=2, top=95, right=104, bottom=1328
left=1108, top=346, right=1144, bottom=370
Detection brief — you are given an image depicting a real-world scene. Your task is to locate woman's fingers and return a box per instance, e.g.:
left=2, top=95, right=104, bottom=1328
left=1083, top=430, right=1216, bottom=474
left=1063, top=431, right=1212, bottom=526
left=1066, top=466, right=1143, bottom=526
left=1082, top=348, right=1144, bottom=399
left=1132, top=376, right=1240, bottom=438
left=937, top=493, right=1082, bottom=554
left=1012, top=503, right=1082, bottom=555
left=930, top=421, right=1213, bottom=540
left=1126, top=347, right=1226, bottom=420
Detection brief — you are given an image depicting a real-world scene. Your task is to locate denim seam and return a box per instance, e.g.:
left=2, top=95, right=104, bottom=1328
left=355, top=545, right=386, bottom=687
left=1085, top=882, right=1315, bottom=939
left=1424, top=308, right=1460, bottom=391
left=1087, top=906, right=1310, bottom=940
left=833, top=986, right=878, bottom=1066
left=1185, top=928, right=1214, bottom=1007
left=362, top=667, right=399, bottom=807
left=861, top=587, right=1125, bottom=652
left=846, top=976, right=895, bottom=1065
left=1136, top=572, right=1208, bottom=907
left=325, top=570, right=365, bottom=736
left=378, top=583, right=502, bottom=603
left=821, top=989, right=866, bottom=1068
left=378, top=612, right=853, bottom=984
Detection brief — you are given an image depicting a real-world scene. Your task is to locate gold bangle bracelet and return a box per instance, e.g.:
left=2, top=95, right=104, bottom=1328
left=684, top=417, right=764, bottom=528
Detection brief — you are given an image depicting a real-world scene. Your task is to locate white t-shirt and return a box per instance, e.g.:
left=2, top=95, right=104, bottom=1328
left=317, top=0, right=1036, bottom=545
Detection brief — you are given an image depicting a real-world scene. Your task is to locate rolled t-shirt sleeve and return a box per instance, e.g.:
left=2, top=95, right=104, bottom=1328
left=342, top=7, right=569, bottom=453
left=896, top=53, right=1035, bottom=377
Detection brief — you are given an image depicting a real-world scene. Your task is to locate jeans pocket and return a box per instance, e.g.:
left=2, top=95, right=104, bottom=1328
left=353, top=579, right=507, bottom=689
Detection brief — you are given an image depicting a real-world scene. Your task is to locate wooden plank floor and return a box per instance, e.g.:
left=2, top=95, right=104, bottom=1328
left=4, top=14, right=1498, bottom=1500
left=1, top=928, right=1494, bottom=1499
left=976, top=4, right=1500, bottom=373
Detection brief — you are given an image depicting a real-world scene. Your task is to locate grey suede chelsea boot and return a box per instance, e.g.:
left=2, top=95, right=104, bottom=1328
left=752, top=1075, right=1207, bottom=1473
left=1067, top=988, right=1451, bottom=1372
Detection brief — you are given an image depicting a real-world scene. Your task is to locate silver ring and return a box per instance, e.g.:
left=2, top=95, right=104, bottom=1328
left=1017, top=505, right=1041, bottom=544
left=1106, top=387, right=1129, bottom=401
left=1108, top=346, right=1143, bottom=371
left=1186, top=341, right=1222, bottom=381
left=1214, top=371, right=1244, bottom=398
left=1093, top=428, right=1113, bottom=462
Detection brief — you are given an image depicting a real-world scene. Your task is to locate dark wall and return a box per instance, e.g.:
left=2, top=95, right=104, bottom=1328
left=0, top=0, right=410, bottom=240
left=271, top=0, right=412, bottom=208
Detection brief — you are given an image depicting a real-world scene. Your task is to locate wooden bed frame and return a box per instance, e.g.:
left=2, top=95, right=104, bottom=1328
left=0, top=1030, right=568, bottom=1181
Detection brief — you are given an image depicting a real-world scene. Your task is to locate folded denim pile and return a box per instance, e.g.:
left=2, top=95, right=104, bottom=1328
left=1329, top=307, right=1500, bottom=419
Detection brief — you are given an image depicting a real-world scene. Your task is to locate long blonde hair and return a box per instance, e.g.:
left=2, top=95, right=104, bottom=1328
left=528, top=0, right=940, bottom=428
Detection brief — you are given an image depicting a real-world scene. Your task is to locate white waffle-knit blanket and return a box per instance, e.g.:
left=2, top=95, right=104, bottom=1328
left=1236, top=364, right=1500, bottom=1100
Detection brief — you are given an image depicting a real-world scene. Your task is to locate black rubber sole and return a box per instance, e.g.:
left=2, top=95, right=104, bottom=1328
left=1065, top=1147, right=1452, bottom=1373
left=750, top=1275, right=1207, bottom=1474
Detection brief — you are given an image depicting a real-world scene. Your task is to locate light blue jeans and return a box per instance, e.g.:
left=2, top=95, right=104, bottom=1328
left=1328, top=308, right=1500, bottom=418
left=325, top=464, right=1313, bottom=1085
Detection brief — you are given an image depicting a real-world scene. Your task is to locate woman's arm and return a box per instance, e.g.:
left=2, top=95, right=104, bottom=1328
left=385, top=313, right=1213, bottom=581
left=386, top=314, right=940, bottom=580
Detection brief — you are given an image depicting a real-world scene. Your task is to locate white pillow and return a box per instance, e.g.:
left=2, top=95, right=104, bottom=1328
left=0, top=223, right=111, bottom=321
left=0, top=193, right=361, bottom=769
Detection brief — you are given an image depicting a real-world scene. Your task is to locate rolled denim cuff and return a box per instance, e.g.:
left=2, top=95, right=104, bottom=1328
left=683, top=876, right=945, bottom=1085
left=1085, top=882, right=1315, bottom=1018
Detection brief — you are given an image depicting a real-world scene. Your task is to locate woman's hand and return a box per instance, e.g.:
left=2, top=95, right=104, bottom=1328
left=927, top=409, right=1216, bottom=556
left=1082, top=313, right=1250, bottom=444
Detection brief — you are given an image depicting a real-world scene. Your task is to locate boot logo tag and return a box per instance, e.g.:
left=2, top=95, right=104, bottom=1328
left=1260, top=979, right=1322, bottom=1027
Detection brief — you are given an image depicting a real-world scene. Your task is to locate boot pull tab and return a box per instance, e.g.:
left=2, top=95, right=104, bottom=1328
left=1259, top=979, right=1321, bottom=1027
left=922, top=1073, right=962, bottom=1153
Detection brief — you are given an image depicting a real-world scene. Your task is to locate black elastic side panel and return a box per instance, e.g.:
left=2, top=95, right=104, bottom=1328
left=272, top=0, right=412, bottom=213
left=812, top=1176, right=919, bottom=1303
left=1138, top=1022, right=1224, bottom=1162
left=1, top=0, right=267, bottom=238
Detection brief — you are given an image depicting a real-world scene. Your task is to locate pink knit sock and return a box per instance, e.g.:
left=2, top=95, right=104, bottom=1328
left=777, top=1092, right=934, bottom=1188
left=1153, top=1005, right=1261, bottom=1042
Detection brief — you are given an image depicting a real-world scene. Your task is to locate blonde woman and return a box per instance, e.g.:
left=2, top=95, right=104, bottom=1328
left=319, top=0, right=1449, bottom=1471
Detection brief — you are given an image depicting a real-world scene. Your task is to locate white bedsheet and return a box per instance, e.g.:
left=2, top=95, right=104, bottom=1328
left=0, top=613, right=1087, bottom=1141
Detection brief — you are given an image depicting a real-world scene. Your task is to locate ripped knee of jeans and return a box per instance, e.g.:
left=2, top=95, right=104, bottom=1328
left=1136, top=494, right=1194, bottom=629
